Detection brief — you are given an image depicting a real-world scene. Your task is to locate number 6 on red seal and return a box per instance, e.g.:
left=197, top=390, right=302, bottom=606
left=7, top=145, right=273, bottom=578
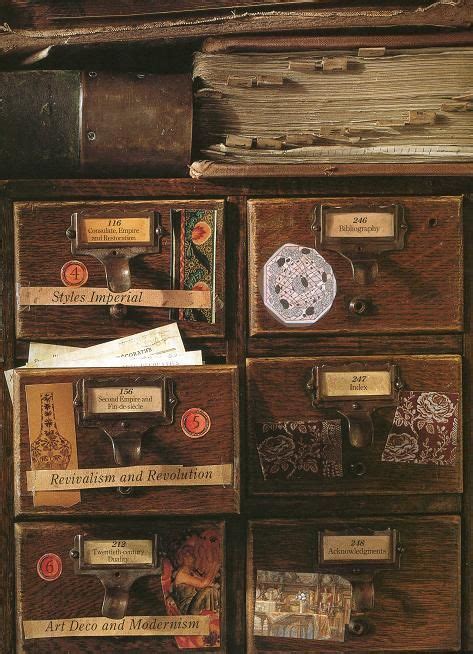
left=181, top=408, right=211, bottom=439
left=37, top=553, right=62, bottom=581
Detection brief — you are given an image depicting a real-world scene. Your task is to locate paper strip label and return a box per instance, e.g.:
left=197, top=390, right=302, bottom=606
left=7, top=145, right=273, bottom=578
left=325, top=211, right=394, bottom=238
left=322, top=534, right=393, bottom=562
left=88, top=387, right=163, bottom=414
left=23, top=615, right=210, bottom=639
left=320, top=371, right=391, bottom=397
left=27, top=464, right=233, bottom=492
left=19, top=287, right=210, bottom=309
left=83, top=540, right=153, bottom=565
left=79, top=217, right=152, bottom=245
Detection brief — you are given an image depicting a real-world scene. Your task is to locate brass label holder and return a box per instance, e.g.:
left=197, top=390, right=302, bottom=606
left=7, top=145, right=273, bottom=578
left=309, top=362, right=403, bottom=448
left=70, top=534, right=161, bottom=619
left=312, top=203, right=408, bottom=284
left=318, top=528, right=402, bottom=632
left=67, top=210, right=163, bottom=293
left=74, top=377, right=177, bottom=491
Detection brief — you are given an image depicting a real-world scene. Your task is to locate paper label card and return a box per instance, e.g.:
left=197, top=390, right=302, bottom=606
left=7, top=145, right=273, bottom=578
left=321, top=533, right=394, bottom=563
left=87, top=386, right=163, bottom=414
left=23, top=615, right=210, bottom=639
left=320, top=370, right=392, bottom=398
left=324, top=210, right=395, bottom=238
left=83, top=540, right=154, bottom=566
left=79, top=217, right=153, bottom=246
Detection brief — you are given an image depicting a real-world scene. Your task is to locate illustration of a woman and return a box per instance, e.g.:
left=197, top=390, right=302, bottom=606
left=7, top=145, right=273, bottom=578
left=171, top=544, right=220, bottom=615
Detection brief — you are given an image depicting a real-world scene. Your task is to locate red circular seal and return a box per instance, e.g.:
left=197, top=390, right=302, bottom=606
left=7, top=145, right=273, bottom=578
left=61, top=260, right=88, bottom=287
left=181, top=408, right=211, bottom=439
left=37, top=553, right=62, bottom=582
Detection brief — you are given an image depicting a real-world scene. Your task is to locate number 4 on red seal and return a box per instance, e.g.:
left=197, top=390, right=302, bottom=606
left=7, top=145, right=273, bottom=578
left=61, top=260, right=88, bottom=287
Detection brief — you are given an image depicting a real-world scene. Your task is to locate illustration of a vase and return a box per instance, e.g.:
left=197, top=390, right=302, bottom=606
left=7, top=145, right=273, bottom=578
left=31, top=393, right=72, bottom=469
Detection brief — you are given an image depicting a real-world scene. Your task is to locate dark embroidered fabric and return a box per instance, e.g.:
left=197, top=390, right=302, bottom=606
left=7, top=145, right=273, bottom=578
left=382, top=391, right=459, bottom=466
left=256, top=419, right=343, bottom=480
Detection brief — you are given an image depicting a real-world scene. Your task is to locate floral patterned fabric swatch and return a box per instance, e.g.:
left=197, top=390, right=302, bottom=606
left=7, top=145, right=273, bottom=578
left=256, top=420, right=343, bottom=480
left=172, top=208, right=217, bottom=324
left=382, top=391, right=459, bottom=465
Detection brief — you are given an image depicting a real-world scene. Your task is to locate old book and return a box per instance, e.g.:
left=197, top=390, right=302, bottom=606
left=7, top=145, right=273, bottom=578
left=193, top=45, right=473, bottom=167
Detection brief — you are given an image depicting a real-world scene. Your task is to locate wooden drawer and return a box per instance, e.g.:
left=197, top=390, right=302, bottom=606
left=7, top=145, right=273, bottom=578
left=248, top=196, right=463, bottom=336
left=248, top=516, right=461, bottom=652
left=14, top=199, right=225, bottom=340
left=16, top=519, right=227, bottom=653
left=14, top=365, right=239, bottom=516
left=247, top=356, right=462, bottom=497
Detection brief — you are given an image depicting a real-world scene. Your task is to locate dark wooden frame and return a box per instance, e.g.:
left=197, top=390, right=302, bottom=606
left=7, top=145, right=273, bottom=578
left=1, top=175, right=471, bottom=653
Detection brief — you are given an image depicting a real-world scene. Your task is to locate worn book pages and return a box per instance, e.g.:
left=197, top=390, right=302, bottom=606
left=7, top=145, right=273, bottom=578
left=194, top=47, right=473, bottom=163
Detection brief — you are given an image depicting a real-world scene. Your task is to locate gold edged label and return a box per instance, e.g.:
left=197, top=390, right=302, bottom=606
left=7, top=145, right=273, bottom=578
left=83, top=540, right=153, bottom=566
left=23, top=615, right=210, bottom=639
left=319, top=370, right=392, bottom=398
left=87, top=386, right=163, bottom=414
left=79, top=217, right=152, bottom=246
left=321, top=533, right=394, bottom=563
left=324, top=210, right=395, bottom=238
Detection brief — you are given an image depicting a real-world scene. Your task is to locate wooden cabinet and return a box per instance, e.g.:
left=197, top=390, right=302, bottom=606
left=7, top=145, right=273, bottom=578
left=14, top=366, right=239, bottom=517
left=248, top=196, right=463, bottom=337
left=16, top=519, right=227, bottom=653
left=247, top=355, right=462, bottom=498
left=14, top=200, right=225, bottom=340
left=248, top=516, right=461, bottom=652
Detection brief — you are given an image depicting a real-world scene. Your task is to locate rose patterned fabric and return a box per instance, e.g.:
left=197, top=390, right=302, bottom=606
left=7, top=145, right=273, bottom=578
left=382, top=391, right=459, bottom=465
left=256, top=420, right=343, bottom=480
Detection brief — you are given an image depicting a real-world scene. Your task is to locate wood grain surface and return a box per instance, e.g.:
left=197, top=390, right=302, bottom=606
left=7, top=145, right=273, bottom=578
left=248, top=516, right=461, bottom=652
left=1, top=177, right=471, bottom=654
left=247, top=355, right=462, bottom=497
left=15, top=199, right=225, bottom=340
left=14, top=365, right=239, bottom=517
left=16, top=519, right=227, bottom=653
left=249, top=196, right=463, bottom=336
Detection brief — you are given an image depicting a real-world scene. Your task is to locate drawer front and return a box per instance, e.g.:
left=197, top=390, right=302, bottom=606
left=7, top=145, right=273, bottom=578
left=16, top=520, right=227, bottom=653
left=247, top=356, right=462, bottom=496
left=248, top=516, right=461, bottom=652
left=14, top=365, right=239, bottom=516
left=15, top=199, right=225, bottom=340
left=248, top=196, right=463, bottom=335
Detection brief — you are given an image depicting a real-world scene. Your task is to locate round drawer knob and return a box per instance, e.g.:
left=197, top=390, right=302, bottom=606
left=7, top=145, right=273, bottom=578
left=117, top=486, right=133, bottom=496
left=349, top=462, right=367, bottom=477
left=110, top=303, right=128, bottom=320
left=349, top=297, right=370, bottom=315
left=348, top=618, right=369, bottom=636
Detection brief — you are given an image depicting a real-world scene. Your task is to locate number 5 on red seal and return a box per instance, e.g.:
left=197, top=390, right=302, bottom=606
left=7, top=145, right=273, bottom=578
left=181, top=408, right=211, bottom=439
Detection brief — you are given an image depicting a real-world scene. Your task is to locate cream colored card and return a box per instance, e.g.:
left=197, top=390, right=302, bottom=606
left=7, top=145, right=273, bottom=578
left=28, top=343, right=81, bottom=365
left=23, top=615, right=210, bottom=639
left=25, top=382, right=80, bottom=507
left=19, top=287, right=210, bottom=309
left=33, top=323, right=185, bottom=365
left=27, top=463, right=233, bottom=492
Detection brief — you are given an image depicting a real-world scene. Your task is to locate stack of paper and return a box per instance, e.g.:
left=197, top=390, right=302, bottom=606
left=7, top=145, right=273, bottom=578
left=5, top=323, right=202, bottom=400
left=194, top=47, right=473, bottom=164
